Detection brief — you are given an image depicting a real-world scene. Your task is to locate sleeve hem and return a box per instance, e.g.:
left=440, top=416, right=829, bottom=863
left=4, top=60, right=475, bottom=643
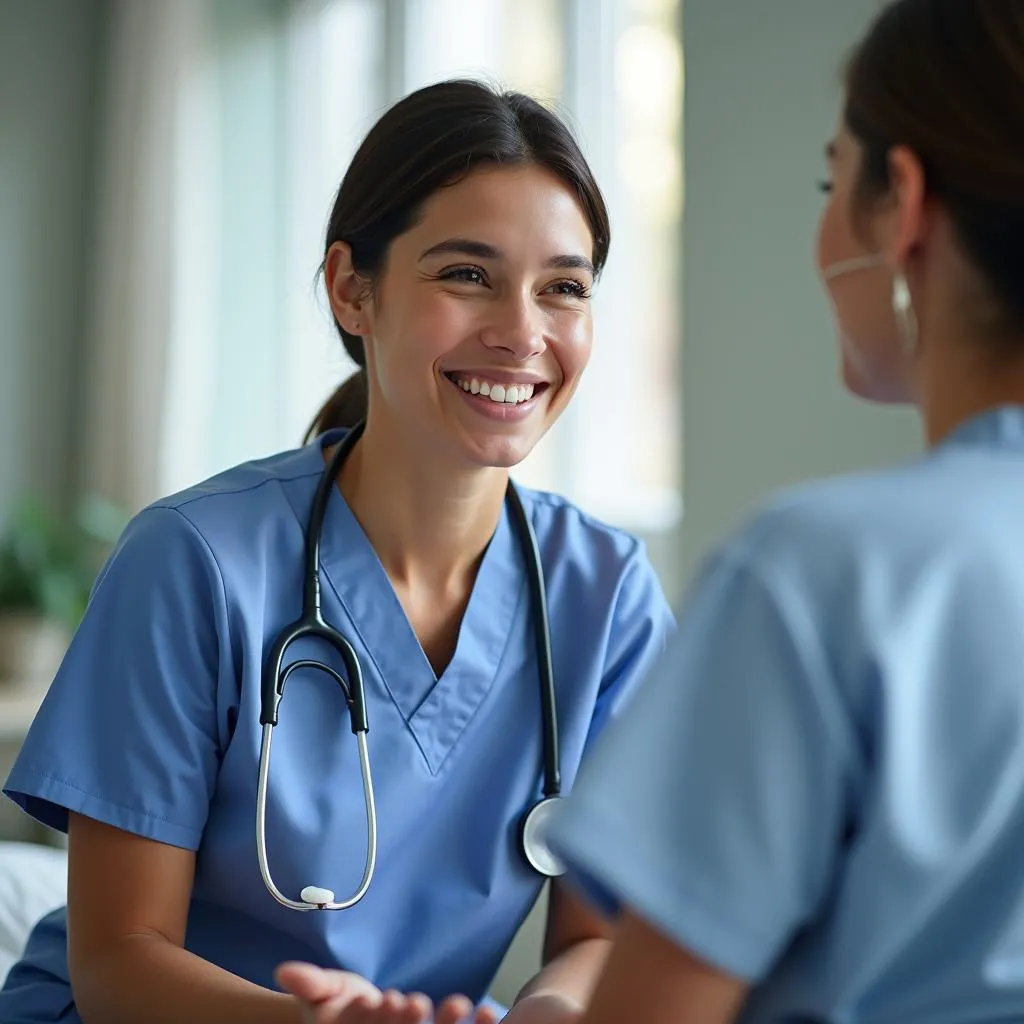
left=3, top=768, right=204, bottom=852
left=549, top=798, right=782, bottom=982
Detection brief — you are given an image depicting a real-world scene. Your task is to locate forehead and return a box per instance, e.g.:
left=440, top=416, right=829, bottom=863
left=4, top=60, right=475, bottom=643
left=828, top=119, right=860, bottom=160
left=402, top=164, right=594, bottom=257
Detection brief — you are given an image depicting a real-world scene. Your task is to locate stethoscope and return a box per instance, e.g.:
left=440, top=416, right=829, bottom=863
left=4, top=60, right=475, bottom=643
left=256, top=421, right=564, bottom=912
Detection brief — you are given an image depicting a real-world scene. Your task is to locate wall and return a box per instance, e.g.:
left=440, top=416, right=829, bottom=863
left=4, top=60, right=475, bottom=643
left=678, top=0, right=920, bottom=585
left=0, top=0, right=107, bottom=842
left=0, top=0, right=106, bottom=517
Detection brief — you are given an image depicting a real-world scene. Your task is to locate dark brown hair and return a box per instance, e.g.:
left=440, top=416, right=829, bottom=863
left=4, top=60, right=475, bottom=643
left=844, top=0, right=1024, bottom=335
left=304, top=79, right=611, bottom=441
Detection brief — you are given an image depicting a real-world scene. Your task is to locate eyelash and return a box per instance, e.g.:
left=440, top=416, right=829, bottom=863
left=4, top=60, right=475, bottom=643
left=436, top=266, right=592, bottom=300
left=818, top=180, right=834, bottom=194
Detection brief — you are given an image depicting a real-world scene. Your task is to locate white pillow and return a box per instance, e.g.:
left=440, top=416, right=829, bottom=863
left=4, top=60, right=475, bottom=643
left=0, top=842, right=68, bottom=985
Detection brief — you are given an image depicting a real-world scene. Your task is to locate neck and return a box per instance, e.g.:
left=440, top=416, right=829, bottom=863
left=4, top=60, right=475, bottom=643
left=918, top=331, right=1024, bottom=447
left=333, top=417, right=509, bottom=591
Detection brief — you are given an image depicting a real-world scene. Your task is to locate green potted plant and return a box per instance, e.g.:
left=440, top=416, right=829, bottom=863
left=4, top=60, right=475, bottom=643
left=0, top=495, right=128, bottom=685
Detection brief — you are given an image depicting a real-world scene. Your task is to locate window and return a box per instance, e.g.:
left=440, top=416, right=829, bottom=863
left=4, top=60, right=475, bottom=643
left=390, top=0, right=683, bottom=531
left=174, top=0, right=682, bottom=536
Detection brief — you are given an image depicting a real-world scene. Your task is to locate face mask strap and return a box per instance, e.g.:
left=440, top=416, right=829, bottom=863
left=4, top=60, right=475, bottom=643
left=824, top=254, right=919, bottom=356
left=822, top=254, right=885, bottom=281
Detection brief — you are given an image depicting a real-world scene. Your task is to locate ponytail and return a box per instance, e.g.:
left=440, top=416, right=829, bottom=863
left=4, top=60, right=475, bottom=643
left=303, top=369, right=368, bottom=443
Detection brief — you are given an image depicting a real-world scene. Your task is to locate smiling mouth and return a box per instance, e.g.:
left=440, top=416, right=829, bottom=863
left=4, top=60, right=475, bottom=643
left=443, top=372, right=551, bottom=406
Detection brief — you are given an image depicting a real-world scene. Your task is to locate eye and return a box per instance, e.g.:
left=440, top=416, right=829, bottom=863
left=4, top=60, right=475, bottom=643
left=546, top=279, right=592, bottom=300
left=437, top=265, right=489, bottom=286
left=818, top=179, right=834, bottom=194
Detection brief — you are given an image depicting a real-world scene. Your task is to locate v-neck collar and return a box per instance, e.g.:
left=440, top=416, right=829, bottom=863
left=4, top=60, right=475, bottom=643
left=307, top=431, right=528, bottom=775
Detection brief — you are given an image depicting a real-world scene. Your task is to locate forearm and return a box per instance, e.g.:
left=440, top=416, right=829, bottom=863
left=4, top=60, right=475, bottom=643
left=515, top=937, right=611, bottom=1010
left=73, top=932, right=302, bottom=1024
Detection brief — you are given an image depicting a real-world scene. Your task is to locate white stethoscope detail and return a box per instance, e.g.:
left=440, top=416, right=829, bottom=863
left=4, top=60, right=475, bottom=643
left=256, top=421, right=564, bottom=912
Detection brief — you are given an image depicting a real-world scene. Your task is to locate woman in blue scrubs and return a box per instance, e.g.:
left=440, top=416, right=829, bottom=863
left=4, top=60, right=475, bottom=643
left=0, top=80, right=673, bottom=1024
left=544, top=1, right=1024, bottom=1022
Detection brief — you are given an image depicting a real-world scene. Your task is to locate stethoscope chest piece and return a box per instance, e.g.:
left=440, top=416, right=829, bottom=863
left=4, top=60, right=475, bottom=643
left=520, top=796, right=566, bottom=878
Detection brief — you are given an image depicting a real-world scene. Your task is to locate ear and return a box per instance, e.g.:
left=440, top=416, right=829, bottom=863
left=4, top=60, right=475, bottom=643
left=883, top=145, right=929, bottom=271
left=324, top=241, right=370, bottom=336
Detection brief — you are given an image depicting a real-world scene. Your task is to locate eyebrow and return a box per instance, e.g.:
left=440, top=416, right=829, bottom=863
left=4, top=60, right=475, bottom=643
left=418, top=237, right=596, bottom=276
left=825, top=140, right=838, bottom=160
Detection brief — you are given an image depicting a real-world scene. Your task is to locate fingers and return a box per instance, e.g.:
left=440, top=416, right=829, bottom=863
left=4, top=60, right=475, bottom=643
left=434, top=994, right=475, bottom=1024
left=327, top=989, right=429, bottom=1024
left=275, top=965, right=486, bottom=1024
left=405, top=993, right=435, bottom=1021
left=276, top=962, right=348, bottom=1004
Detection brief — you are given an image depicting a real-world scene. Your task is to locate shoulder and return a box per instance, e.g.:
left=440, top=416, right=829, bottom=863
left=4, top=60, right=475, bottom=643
left=152, top=442, right=321, bottom=536
left=716, top=449, right=1000, bottom=597
left=677, top=452, right=1012, bottom=707
left=98, top=442, right=323, bottom=597
left=513, top=483, right=673, bottom=655
left=514, top=482, right=658, bottom=593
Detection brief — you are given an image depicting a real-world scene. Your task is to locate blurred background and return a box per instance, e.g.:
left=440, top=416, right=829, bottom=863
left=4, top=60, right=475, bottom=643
left=0, top=0, right=914, bottom=1004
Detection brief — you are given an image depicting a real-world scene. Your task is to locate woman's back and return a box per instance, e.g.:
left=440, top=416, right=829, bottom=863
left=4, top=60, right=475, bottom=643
left=551, top=405, right=1024, bottom=1023
left=734, top=404, right=1024, bottom=1021
left=539, top=2, right=1024, bottom=1021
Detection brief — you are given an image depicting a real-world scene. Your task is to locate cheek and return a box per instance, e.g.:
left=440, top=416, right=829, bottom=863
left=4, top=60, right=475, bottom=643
left=815, top=194, right=845, bottom=275
left=376, top=294, right=465, bottom=371
left=550, top=314, right=593, bottom=385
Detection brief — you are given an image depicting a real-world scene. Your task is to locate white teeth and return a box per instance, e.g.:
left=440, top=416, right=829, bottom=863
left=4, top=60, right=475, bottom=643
left=450, top=375, right=538, bottom=404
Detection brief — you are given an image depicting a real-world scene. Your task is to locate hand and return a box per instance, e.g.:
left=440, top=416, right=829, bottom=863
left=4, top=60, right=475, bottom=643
left=502, top=994, right=582, bottom=1024
left=275, top=961, right=502, bottom=1024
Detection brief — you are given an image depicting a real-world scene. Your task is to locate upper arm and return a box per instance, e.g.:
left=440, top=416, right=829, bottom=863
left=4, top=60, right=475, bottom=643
left=548, top=546, right=860, bottom=985
left=3, top=507, right=230, bottom=971
left=67, top=813, right=196, bottom=981
left=4, top=505, right=230, bottom=847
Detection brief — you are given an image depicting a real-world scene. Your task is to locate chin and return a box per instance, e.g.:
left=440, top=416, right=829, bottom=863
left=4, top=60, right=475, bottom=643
left=840, top=354, right=913, bottom=405
left=462, top=434, right=535, bottom=470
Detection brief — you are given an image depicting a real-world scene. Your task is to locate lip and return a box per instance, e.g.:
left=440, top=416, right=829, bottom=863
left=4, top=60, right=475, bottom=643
left=443, top=373, right=547, bottom=422
left=443, top=369, right=550, bottom=386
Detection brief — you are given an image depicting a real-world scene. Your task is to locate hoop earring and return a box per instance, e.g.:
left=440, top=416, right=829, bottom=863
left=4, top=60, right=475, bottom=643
left=892, top=272, right=918, bottom=355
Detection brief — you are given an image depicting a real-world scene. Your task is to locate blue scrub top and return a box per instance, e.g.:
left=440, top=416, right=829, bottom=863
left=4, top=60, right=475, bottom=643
left=549, top=405, right=1024, bottom=1023
left=0, top=429, right=674, bottom=1023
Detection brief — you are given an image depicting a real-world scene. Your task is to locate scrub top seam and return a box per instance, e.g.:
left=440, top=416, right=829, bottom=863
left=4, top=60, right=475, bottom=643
left=158, top=467, right=322, bottom=516
left=154, top=503, right=234, bottom=652
left=5, top=767, right=204, bottom=848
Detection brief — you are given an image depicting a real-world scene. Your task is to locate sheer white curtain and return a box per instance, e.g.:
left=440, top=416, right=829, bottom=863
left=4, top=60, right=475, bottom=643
left=89, top=0, right=682, bottom=536
left=80, top=0, right=218, bottom=514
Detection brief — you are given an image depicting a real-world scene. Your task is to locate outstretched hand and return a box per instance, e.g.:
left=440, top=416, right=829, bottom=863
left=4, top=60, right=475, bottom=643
left=276, top=962, right=501, bottom=1024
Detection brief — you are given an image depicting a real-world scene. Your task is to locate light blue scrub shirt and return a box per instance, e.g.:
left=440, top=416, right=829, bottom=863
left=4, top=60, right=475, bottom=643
left=0, top=428, right=674, bottom=1023
left=549, top=405, right=1024, bottom=1023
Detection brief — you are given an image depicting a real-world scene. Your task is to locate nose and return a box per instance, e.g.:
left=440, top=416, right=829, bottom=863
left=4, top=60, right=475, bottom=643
left=481, top=292, right=546, bottom=360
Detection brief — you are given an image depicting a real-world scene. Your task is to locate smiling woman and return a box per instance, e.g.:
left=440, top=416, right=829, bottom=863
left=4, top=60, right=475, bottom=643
left=305, top=83, right=609, bottom=473
left=0, top=79, right=674, bottom=1024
